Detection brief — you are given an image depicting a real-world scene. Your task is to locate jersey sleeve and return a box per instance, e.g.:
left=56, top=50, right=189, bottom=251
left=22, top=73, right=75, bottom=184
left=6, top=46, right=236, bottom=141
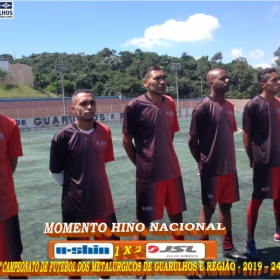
left=7, top=122, right=23, bottom=158
left=230, top=103, right=238, bottom=132
left=243, top=104, right=253, bottom=131
left=189, top=108, right=204, bottom=136
left=49, top=134, right=65, bottom=173
left=172, top=99, right=180, bottom=134
left=104, top=128, right=114, bottom=163
left=122, top=104, right=135, bottom=136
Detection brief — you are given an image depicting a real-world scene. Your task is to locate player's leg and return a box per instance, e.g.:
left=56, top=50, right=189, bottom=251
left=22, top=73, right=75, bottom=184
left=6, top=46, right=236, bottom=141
left=135, top=181, right=165, bottom=241
left=217, top=172, right=239, bottom=250
left=94, top=212, right=120, bottom=241
left=165, top=176, right=187, bottom=241
left=198, top=175, right=218, bottom=240
left=198, top=205, right=215, bottom=240
left=218, top=202, right=232, bottom=248
left=94, top=213, right=120, bottom=280
left=246, top=199, right=263, bottom=242
left=135, top=182, right=162, bottom=279
left=271, top=166, right=280, bottom=241
left=0, top=214, right=27, bottom=279
left=246, top=163, right=270, bottom=259
left=216, top=173, right=246, bottom=261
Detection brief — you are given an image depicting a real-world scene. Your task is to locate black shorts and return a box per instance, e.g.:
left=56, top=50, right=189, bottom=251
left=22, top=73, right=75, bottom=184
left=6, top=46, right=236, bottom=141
left=136, top=176, right=187, bottom=223
left=252, top=163, right=280, bottom=199
left=0, top=214, right=23, bottom=261
left=200, top=172, right=240, bottom=208
left=67, top=212, right=119, bottom=241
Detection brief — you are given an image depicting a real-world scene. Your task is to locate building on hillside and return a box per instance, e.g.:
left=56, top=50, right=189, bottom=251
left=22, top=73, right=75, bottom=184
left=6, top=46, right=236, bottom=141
left=0, top=61, right=34, bottom=87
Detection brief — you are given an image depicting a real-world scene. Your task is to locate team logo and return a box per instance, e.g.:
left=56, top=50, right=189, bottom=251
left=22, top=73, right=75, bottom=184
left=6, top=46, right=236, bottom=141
left=227, top=110, right=233, bottom=115
left=73, top=145, right=81, bottom=150
left=97, top=141, right=107, bottom=146
left=0, top=2, right=13, bottom=19
left=0, top=133, right=4, bottom=139
left=146, top=243, right=205, bottom=259
left=262, top=187, right=270, bottom=192
left=207, top=194, right=214, bottom=199
left=54, top=242, right=113, bottom=259
left=166, top=111, right=174, bottom=116
left=142, top=206, right=153, bottom=211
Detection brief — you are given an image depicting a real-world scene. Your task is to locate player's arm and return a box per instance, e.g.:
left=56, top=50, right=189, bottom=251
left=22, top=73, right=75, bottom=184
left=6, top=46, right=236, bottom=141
left=242, top=129, right=253, bottom=168
left=188, top=134, right=200, bottom=163
left=122, top=133, right=136, bottom=166
left=49, top=138, right=65, bottom=185
left=9, top=157, right=18, bottom=174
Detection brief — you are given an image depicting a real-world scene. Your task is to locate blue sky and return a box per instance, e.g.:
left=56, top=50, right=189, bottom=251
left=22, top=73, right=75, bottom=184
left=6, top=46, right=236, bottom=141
left=1, top=1, right=280, bottom=68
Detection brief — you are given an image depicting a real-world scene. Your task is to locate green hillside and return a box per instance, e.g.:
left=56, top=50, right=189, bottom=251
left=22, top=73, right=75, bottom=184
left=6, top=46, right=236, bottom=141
left=0, top=84, right=56, bottom=98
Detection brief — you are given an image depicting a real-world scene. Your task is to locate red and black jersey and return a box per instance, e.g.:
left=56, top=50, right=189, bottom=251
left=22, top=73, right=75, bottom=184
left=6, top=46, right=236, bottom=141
left=243, top=96, right=280, bottom=167
left=0, top=115, right=23, bottom=221
left=189, top=96, right=237, bottom=177
left=49, top=122, right=115, bottom=223
left=122, top=94, right=181, bottom=183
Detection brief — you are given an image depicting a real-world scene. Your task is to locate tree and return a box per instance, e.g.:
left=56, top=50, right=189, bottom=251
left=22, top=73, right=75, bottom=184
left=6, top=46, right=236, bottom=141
left=0, top=54, right=14, bottom=63
left=119, top=51, right=135, bottom=68
left=211, top=52, right=223, bottom=64
left=0, top=69, right=8, bottom=81
left=101, top=55, right=123, bottom=71
left=274, top=46, right=280, bottom=69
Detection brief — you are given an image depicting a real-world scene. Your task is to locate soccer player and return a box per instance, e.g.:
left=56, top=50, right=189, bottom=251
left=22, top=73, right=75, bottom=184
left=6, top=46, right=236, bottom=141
left=188, top=68, right=247, bottom=261
left=243, top=68, right=280, bottom=260
left=49, top=89, right=118, bottom=279
left=0, top=113, right=27, bottom=279
left=122, top=66, right=187, bottom=243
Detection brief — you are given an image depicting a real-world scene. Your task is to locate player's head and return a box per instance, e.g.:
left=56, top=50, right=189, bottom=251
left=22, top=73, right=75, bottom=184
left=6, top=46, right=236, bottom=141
left=206, top=68, right=230, bottom=94
left=142, top=66, right=166, bottom=96
left=71, top=89, right=96, bottom=122
left=257, top=68, right=277, bottom=83
left=257, top=68, right=280, bottom=95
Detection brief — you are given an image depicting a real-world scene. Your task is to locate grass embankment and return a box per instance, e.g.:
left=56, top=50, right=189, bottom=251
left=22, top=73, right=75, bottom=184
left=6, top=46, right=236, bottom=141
left=0, top=84, right=56, bottom=98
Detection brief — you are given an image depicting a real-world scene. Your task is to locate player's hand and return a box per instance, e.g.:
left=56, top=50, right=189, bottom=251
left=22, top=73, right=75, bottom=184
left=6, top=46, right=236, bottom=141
left=197, top=163, right=201, bottom=176
left=249, top=160, right=253, bottom=168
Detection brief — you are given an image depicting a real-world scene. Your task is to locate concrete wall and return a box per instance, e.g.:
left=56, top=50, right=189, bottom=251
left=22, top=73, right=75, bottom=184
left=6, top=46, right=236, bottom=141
left=15, top=109, right=195, bottom=132
left=0, top=62, right=34, bottom=87
left=230, top=99, right=250, bottom=113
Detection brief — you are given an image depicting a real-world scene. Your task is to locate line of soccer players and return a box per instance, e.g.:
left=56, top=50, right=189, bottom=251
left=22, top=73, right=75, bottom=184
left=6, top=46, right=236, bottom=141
left=1, top=66, right=280, bottom=279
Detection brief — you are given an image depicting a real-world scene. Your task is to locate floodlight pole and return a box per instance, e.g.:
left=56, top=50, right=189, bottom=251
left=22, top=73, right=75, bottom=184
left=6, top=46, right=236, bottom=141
left=55, top=61, right=68, bottom=116
left=171, top=63, right=182, bottom=109
left=70, top=72, right=76, bottom=92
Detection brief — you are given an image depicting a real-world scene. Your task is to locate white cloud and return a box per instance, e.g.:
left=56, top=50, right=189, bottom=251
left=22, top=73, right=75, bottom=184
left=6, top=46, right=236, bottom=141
left=231, top=48, right=245, bottom=58
left=248, top=50, right=264, bottom=59
left=270, top=4, right=279, bottom=14
left=122, top=14, right=220, bottom=48
left=267, top=5, right=279, bottom=20
left=253, top=63, right=271, bottom=69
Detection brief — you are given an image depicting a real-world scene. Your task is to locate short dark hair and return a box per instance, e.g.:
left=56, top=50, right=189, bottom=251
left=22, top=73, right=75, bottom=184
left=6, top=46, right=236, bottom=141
left=72, top=89, right=94, bottom=98
left=143, top=66, right=163, bottom=79
left=257, top=68, right=277, bottom=83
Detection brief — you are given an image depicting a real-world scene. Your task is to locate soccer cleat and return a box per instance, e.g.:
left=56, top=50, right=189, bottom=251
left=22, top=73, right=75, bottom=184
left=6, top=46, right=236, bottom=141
left=222, top=247, right=248, bottom=261
left=245, top=241, right=259, bottom=260
left=274, top=232, right=280, bottom=242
